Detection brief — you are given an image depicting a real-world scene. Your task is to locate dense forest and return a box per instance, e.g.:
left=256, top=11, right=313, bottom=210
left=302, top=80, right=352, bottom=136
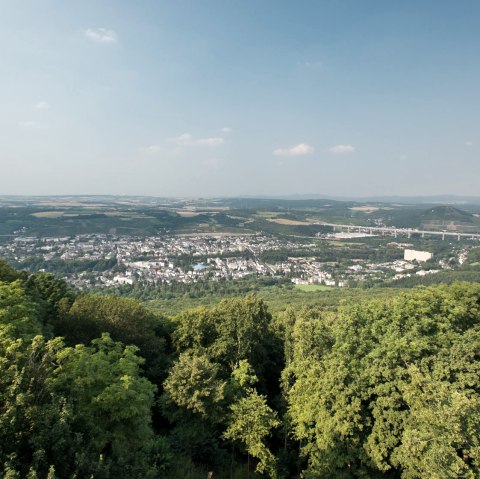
left=0, top=259, right=479, bottom=478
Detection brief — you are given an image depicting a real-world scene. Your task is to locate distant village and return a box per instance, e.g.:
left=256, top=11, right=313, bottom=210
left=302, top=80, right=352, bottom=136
left=0, top=232, right=472, bottom=290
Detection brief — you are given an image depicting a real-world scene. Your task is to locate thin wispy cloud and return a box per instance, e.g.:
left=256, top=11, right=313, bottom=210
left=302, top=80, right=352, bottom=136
left=18, top=120, right=48, bottom=129
left=202, top=158, right=223, bottom=166
left=35, top=101, right=50, bottom=110
left=303, top=61, right=323, bottom=69
left=273, top=143, right=314, bottom=156
left=197, top=137, right=224, bottom=146
left=167, top=133, right=192, bottom=144
left=166, top=133, right=224, bottom=147
left=220, top=127, right=232, bottom=133
left=465, top=141, right=474, bottom=147
left=140, top=145, right=162, bottom=154
left=85, top=28, right=118, bottom=43
left=329, top=144, right=355, bottom=154
left=18, top=120, right=38, bottom=128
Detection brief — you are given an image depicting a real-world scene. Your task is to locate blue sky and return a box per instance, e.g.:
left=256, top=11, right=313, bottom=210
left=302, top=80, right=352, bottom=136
left=1, top=1, right=479, bottom=197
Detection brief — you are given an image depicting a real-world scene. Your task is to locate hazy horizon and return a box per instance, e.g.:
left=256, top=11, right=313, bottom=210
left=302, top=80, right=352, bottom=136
left=2, top=1, right=479, bottom=197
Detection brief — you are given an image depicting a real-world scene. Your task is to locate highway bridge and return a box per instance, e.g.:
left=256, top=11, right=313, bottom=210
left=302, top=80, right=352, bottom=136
left=318, top=223, right=480, bottom=241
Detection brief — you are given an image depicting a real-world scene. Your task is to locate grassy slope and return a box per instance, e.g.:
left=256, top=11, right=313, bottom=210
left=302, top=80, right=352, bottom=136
left=146, top=285, right=404, bottom=317
left=294, top=284, right=332, bottom=292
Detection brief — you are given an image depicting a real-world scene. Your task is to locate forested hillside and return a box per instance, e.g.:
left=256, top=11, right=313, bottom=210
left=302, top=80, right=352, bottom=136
left=0, top=259, right=479, bottom=478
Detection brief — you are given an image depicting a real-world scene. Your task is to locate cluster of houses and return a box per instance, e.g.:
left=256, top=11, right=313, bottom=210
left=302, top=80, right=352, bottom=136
left=0, top=233, right=472, bottom=289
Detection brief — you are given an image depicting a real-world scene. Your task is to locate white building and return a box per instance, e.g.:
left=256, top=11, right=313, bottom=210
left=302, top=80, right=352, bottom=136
left=404, top=249, right=433, bottom=262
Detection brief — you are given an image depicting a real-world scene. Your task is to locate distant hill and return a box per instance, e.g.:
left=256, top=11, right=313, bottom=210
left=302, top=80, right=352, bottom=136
left=419, top=205, right=478, bottom=231
left=379, top=205, right=480, bottom=231
left=343, top=195, right=480, bottom=205
left=420, top=206, right=474, bottom=223
left=238, top=194, right=480, bottom=205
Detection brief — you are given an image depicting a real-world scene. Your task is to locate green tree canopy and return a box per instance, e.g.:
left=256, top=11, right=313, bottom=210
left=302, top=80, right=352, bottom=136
left=224, top=389, right=280, bottom=478
left=287, top=283, right=480, bottom=478
left=59, top=295, right=167, bottom=380
left=0, top=281, right=43, bottom=340
left=172, top=295, right=280, bottom=393
left=163, top=351, right=225, bottom=418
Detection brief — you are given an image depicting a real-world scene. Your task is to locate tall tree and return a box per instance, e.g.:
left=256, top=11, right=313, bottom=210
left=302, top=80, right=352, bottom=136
left=224, top=389, right=280, bottom=478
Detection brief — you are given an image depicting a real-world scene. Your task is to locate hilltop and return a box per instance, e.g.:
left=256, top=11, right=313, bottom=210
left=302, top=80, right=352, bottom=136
left=419, top=205, right=477, bottom=231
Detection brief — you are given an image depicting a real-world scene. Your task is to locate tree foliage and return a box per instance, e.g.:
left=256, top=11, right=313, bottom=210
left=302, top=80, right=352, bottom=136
left=286, top=283, right=480, bottom=478
left=0, top=282, right=169, bottom=478
left=172, top=294, right=280, bottom=393
left=0, top=259, right=480, bottom=479
left=59, top=295, right=168, bottom=381
left=163, top=351, right=226, bottom=417
left=224, top=389, right=280, bottom=478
